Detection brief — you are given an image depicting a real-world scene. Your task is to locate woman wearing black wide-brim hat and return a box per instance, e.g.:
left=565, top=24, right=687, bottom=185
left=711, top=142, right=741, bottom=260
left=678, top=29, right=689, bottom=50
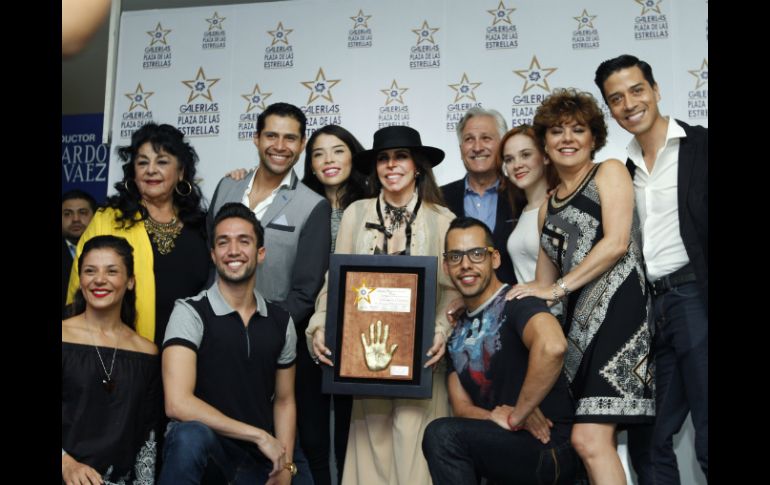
left=305, top=125, right=460, bottom=485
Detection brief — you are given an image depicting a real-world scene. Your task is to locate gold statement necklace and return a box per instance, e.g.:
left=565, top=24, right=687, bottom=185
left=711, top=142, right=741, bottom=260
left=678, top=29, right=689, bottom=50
left=144, top=214, right=182, bottom=255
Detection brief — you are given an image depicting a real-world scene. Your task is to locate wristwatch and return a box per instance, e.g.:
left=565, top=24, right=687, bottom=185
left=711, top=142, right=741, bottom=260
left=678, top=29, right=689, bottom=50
left=283, top=461, right=298, bottom=476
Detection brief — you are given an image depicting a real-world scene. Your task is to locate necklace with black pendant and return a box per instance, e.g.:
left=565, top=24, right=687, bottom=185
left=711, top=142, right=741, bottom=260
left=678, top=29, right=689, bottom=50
left=89, top=326, right=120, bottom=393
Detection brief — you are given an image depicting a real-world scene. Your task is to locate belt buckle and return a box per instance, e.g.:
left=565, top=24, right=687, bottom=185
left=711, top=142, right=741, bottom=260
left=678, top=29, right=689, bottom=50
left=651, top=276, right=671, bottom=296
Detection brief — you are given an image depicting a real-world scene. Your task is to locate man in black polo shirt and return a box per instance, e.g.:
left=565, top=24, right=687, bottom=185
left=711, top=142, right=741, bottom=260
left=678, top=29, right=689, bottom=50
left=159, top=203, right=298, bottom=485
left=422, top=217, right=580, bottom=484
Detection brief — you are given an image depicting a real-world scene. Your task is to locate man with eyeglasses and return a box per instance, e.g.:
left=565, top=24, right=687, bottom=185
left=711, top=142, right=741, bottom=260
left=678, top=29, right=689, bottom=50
left=421, top=217, right=581, bottom=484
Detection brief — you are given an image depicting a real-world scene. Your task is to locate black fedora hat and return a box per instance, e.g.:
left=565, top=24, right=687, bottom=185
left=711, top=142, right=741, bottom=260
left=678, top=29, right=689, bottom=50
left=353, top=125, right=445, bottom=173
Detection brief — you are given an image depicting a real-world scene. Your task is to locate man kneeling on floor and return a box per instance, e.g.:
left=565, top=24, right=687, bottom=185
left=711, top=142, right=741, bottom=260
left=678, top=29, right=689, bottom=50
left=422, top=216, right=580, bottom=484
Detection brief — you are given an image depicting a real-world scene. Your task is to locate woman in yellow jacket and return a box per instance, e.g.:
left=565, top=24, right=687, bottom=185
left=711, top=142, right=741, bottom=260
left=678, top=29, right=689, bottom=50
left=67, top=123, right=210, bottom=347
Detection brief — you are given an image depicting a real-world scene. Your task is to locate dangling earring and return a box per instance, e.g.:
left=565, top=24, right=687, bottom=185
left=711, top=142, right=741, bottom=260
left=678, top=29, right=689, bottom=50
left=175, top=180, right=193, bottom=196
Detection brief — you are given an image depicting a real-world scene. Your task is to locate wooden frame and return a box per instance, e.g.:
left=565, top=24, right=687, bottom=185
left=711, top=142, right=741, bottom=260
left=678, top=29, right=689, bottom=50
left=321, top=253, right=437, bottom=398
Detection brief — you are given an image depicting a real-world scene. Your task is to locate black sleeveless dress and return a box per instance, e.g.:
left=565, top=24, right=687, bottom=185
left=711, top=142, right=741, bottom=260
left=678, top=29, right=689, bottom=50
left=540, top=164, right=654, bottom=424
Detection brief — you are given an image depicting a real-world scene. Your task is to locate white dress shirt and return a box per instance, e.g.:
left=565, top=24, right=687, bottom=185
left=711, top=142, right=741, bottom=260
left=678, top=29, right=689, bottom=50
left=241, top=165, right=293, bottom=220
left=626, top=117, right=690, bottom=282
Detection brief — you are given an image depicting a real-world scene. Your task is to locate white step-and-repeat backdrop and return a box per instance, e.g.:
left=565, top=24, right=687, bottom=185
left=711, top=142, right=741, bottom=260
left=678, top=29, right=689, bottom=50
left=108, top=0, right=707, bottom=202
left=107, top=2, right=707, bottom=483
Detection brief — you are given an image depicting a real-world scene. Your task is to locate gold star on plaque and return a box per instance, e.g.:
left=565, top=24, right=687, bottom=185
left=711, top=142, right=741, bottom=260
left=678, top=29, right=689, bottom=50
left=301, top=67, right=341, bottom=104
left=381, top=80, right=408, bottom=106
left=487, top=1, right=515, bottom=26
left=636, top=0, right=663, bottom=15
left=573, top=9, right=597, bottom=30
left=352, top=280, right=377, bottom=305
left=267, top=21, right=293, bottom=46
left=449, top=73, right=482, bottom=103
left=147, top=22, right=172, bottom=46
left=514, top=56, right=558, bottom=93
left=688, top=59, right=708, bottom=89
left=412, top=20, right=439, bottom=45
left=241, top=84, right=272, bottom=113
left=350, top=9, right=372, bottom=29
left=182, top=67, right=220, bottom=104
left=206, top=12, right=226, bottom=31
left=125, top=83, right=154, bottom=112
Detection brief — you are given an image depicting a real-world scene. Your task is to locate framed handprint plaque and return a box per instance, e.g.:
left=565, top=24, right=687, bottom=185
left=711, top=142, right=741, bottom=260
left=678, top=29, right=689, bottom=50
left=321, top=254, right=436, bottom=398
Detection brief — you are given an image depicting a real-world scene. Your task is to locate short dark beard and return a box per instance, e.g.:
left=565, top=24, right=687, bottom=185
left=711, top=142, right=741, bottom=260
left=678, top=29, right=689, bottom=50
left=216, top=264, right=256, bottom=285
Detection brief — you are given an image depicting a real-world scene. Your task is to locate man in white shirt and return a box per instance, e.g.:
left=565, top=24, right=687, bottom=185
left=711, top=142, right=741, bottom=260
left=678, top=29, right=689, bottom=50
left=595, top=54, right=708, bottom=485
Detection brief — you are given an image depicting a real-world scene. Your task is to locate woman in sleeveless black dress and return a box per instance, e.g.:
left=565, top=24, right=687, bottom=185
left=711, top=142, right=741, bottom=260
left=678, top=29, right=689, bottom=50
left=507, top=89, right=653, bottom=485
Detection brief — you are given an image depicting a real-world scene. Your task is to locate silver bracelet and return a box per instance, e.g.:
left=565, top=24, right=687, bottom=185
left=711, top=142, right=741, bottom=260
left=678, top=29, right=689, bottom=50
left=556, top=278, right=570, bottom=296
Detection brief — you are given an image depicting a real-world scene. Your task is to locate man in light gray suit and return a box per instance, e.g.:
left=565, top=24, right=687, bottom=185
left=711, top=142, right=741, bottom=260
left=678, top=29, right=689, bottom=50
left=208, top=102, right=331, bottom=323
left=207, top=102, right=331, bottom=483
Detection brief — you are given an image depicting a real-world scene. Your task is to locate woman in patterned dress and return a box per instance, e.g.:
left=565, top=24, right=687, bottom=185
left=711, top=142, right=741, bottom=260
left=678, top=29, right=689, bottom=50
left=507, top=88, right=653, bottom=485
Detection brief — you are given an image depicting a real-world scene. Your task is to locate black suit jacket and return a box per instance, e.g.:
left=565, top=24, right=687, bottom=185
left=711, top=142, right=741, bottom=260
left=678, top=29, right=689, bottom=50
left=62, top=237, right=74, bottom=318
left=441, top=178, right=517, bottom=284
left=626, top=119, right=708, bottom=307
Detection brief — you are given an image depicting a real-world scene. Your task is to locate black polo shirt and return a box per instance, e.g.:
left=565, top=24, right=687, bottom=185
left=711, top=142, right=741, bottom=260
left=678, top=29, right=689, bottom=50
left=163, top=281, right=296, bottom=446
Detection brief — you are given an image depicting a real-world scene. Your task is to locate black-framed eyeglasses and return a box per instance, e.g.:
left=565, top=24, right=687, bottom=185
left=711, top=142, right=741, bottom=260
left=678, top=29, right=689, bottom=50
left=443, top=247, right=495, bottom=265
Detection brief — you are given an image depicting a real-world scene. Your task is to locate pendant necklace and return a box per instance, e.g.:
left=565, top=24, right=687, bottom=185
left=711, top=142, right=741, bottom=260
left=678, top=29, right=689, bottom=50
left=89, top=325, right=120, bottom=393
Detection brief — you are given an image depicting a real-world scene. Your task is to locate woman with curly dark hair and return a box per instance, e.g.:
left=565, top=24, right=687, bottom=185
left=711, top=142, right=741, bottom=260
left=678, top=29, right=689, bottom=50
left=507, top=88, right=653, bottom=485
left=67, top=123, right=211, bottom=347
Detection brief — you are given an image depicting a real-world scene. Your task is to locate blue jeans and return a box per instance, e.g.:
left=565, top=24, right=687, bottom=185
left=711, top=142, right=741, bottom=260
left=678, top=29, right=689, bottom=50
left=422, top=417, right=580, bottom=485
left=650, top=282, right=708, bottom=484
left=158, top=421, right=314, bottom=485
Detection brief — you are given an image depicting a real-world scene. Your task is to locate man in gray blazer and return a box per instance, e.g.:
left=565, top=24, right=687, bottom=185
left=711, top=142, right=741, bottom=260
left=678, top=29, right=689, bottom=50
left=207, top=102, right=331, bottom=325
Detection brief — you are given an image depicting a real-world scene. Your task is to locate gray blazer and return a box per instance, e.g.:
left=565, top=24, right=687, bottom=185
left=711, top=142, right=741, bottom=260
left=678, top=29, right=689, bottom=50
left=207, top=169, right=331, bottom=326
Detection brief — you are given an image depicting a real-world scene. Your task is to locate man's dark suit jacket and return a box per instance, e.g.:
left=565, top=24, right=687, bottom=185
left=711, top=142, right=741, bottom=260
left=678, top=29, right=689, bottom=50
left=626, top=119, right=708, bottom=307
left=62, top=237, right=74, bottom=318
left=441, top=178, right=517, bottom=285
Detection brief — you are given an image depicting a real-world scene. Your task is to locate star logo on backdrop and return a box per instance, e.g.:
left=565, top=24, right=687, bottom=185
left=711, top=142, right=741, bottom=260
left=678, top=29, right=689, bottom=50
left=301, top=67, right=341, bottom=104
left=448, top=73, right=482, bottom=102
left=241, top=84, right=272, bottom=113
left=268, top=21, right=293, bottom=46
left=125, top=83, right=154, bottom=111
left=147, top=22, right=172, bottom=46
left=688, top=59, right=708, bottom=89
left=412, top=20, right=439, bottom=45
left=573, top=9, right=597, bottom=30
left=182, top=67, right=220, bottom=103
left=381, top=80, right=408, bottom=105
left=514, top=56, right=557, bottom=93
left=350, top=9, right=372, bottom=29
left=206, top=12, right=226, bottom=31
left=487, top=1, right=515, bottom=26
left=352, top=280, right=377, bottom=305
left=636, top=0, right=663, bottom=15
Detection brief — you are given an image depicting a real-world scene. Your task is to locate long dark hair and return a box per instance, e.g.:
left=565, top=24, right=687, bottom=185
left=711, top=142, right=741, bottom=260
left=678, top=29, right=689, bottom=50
left=368, top=150, right=446, bottom=208
left=301, top=125, right=371, bottom=209
left=69, top=235, right=137, bottom=328
left=109, top=123, right=206, bottom=233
